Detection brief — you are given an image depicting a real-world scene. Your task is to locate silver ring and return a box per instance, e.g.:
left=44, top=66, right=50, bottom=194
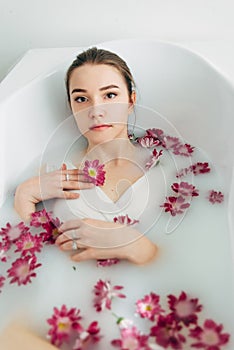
left=72, top=240, right=78, bottom=250
left=65, top=173, right=70, bottom=181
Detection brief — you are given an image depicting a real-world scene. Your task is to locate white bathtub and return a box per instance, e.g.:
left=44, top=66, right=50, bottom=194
left=0, top=39, right=234, bottom=349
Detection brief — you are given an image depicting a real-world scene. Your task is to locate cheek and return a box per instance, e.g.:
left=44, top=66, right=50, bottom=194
left=106, top=103, right=129, bottom=124
left=73, top=110, right=90, bottom=134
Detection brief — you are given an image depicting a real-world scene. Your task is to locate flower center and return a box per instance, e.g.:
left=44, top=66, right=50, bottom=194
left=57, top=317, right=71, bottom=333
left=88, top=169, right=96, bottom=177
left=17, top=264, right=30, bottom=279
left=9, top=227, right=21, bottom=240
left=24, top=241, right=34, bottom=250
left=146, top=305, right=152, bottom=311
left=176, top=301, right=193, bottom=317
left=201, top=329, right=219, bottom=345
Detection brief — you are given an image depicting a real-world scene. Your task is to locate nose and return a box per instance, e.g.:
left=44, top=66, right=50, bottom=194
left=88, top=102, right=106, bottom=120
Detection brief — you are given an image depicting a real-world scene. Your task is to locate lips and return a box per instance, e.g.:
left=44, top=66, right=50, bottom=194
left=90, top=124, right=112, bottom=130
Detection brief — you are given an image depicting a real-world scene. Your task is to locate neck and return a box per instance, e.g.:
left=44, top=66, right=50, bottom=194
left=85, top=137, right=136, bottom=166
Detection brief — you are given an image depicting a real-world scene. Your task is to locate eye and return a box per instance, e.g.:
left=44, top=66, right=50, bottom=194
left=105, top=92, right=117, bottom=99
left=74, top=96, right=88, bottom=103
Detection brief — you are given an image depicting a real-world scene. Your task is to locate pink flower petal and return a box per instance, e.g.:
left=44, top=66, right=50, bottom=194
left=93, top=279, right=126, bottom=312
left=208, top=190, right=224, bottom=204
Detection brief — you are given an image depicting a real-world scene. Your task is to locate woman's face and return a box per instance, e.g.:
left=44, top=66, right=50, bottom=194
left=69, top=64, right=135, bottom=146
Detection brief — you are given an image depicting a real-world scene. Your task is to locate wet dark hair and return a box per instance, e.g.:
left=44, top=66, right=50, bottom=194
left=65, top=47, right=136, bottom=103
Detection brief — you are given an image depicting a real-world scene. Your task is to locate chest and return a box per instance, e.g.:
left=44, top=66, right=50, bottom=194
left=101, top=164, right=144, bottom=202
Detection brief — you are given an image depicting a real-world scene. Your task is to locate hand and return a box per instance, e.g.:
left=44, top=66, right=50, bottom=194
left=56, top=218, right=158, bottom=265
left=14, top=164, right=94, bottom=221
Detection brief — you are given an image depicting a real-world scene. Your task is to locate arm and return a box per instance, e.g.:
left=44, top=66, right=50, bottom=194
left=56, top=218, right=158, bottom=265
left=0, top=322, right=58, bottom=350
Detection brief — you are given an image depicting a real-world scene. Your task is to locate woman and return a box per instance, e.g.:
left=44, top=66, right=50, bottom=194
left=14, top=47, right=160, bottom=266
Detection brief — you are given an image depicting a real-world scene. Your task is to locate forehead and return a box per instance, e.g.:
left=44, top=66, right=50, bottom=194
left=69, top=63, right=126, bottom=89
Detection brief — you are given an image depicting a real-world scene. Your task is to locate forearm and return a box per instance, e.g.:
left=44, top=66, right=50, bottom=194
left=0, top=322, right=58, bottom=350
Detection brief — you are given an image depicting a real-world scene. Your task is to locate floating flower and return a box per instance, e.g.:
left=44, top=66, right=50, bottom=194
left=113, top=214, right=139, bottom=226
left=150, top=314, right=186, bottom=349
left=145, top=149, right=163, bottom=170
left=171, top=182, right=199, bottom=197
left=111, top=325, right=151, bottom=350
left=189, top=319, right=230, bottom=350
left=137, top=135, right=161, bottom=148
left=168, top=291, right=202, bottom=326
left=40, top=217, right=62, bottom=244
left=162, top=135, right=180, bottom=150
left=47, top=305, right=82, bottom=347
left=135, top=292, right=165, bottom=321
left=73, top=321, right=102, bottom=350
left=30, top=209, right=54, bottom=227
left=0, top=275, right=6, bottom=292
left=0, top=241, right=10, bottom=262
left=0, top=222, right=30, bottom=244
left=161, top=196, right=190, bottom=216
left=15, top=232, right=43, bottom=256
left=83, top=159, right=106, bottom=186
left=7, top=255, right=42, bottom=286
left=172, top=143, right=195, bottom=157
left=96, top=258, right=120, bottom=267
left=177, top=162, right=211, bottom=178
left=208, top=190, right=224, bottom=204
left=93, top=279, right=126, bottom=312
left=146, top=128, right=165, bottom=144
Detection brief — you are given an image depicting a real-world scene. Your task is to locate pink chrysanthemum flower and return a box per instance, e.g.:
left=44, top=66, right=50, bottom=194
left=0, top=241, right=11, bottom=262
left=161, top=196, right=190, bottom=216
left=137, top=135, right=161, bottom=148
left=7, top=255, right=42, bottom=286
left=208, top=190, right=224, bottom=204
left=162, top=135, right=180, bottom=150
left=113, top=214, right=139, bottom=226
left=150, top=314, right=186, bottom=349
left=47, top=305, right=82, bottom=347
left=0, top=222, right=29, bottom=244
left=73, top=321, right=102, bottom=350
left=111, top=325, right=151, bottom=350
left=96, top=258, right=120, bottom=267
left=189, top=319, right=230, bottom=349
left=30, top=209, right=54, bottom=227
left=40, top=217, right=62, bottom=244
left=177, top=162, right=211, bottom=178
left=145, top=149, right=163, bottom=170
left=0, top=275, right=6, bottom=292
left=135, top=292, right=165, bottom=321
left=172, top=143, right=195, bottom=157
left=93, top=279, right=126, bottom=312
left=83, top=159, right=106, bottom=186
left=15, top=232, right=43, bottom=256
left=168, top=291, right=202, bottom=326
left=171, top=182, right=199, bottom=197
left=146, top=128, right=165, bottom=144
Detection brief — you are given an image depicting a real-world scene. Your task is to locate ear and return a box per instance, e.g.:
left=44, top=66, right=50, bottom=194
left=128, top=91, right=136, bottom=114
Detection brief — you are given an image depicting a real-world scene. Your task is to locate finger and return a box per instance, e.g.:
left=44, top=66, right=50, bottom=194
left=61, top=169, right=86, bottom=176
left=71, top=248, right=97, bottom=262
left=61, top=163, right=67, bottom=171
left=55, top=234, right=72, bottom=246
left=62, top=191, right=80, bottom=200
left=58, top=219, right=83, bottom=233
left=62, top=181, right=95, bottom=190
left=57, top=238, right=84, bottom=250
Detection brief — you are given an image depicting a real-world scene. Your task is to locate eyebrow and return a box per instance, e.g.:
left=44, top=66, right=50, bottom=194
left=71, top=84, right=120, bottom=94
